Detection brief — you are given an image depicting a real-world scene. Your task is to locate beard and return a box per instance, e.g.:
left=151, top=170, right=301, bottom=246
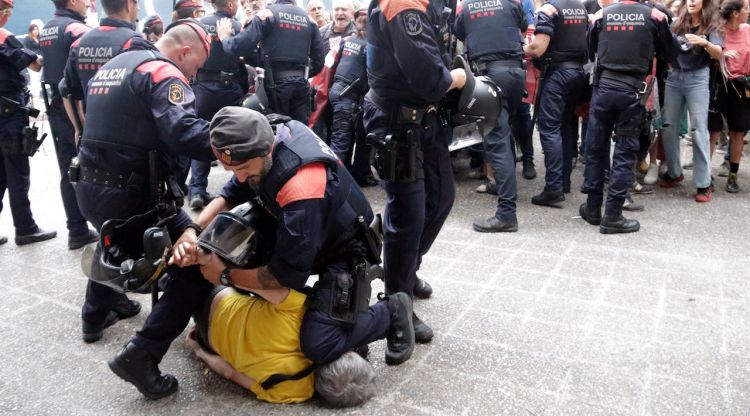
left=247, top=156, right=272, bottom=191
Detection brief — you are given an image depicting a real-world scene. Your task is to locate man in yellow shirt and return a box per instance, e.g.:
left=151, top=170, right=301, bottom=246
left=187, top=285, right=377, bottom=407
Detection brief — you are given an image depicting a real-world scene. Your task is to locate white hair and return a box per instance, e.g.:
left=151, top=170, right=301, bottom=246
left=315, top=351, right=376, bottom=408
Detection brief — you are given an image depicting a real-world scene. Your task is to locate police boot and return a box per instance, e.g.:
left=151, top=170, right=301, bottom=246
left=15, top=227, right=56, bottom=246
left=413, top=277, right=433, bottom=299
left=413, top=312, right=434, bottom=344
left=579, top=203, right=601, bottom=226
left=522, top=160, right=537, bottom=180
left=599, top=215, right=640, bottom=235
left=472, top=216, right=518, bottom=233
left=108, top=342, right=178, bottom=400
left=82, top=310, right=119, bottom=343
left=112, top=295, right=141, bottom=319
left=531, top=190, right=565, bottom=208
left=68, top=228, right=99, bottom=250
left=0, top=236, right=7, bottom=245
left=385, top=292, right=415, bottom=366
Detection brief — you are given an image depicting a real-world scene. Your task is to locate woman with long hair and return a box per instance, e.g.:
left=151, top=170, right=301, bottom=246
left=715, top=0, right=750, bottom=192
left=22, top=23, right=41, bottom=55
left=660, top=0, right=723, bottom=202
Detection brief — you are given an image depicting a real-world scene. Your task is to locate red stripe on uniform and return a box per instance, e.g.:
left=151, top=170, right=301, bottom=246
left=136, top=60, right=189, bottom=85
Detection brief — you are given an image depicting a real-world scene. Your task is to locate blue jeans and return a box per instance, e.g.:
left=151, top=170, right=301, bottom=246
left=661, top=67, right=711, bottom=189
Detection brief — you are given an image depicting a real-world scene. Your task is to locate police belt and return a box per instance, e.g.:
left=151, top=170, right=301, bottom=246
left=548, top=61, right=584, bottom=71
left=276, top=69, right=306, bottom=79
left=475, top=59, right=524, bottom=74
left=599, top=69, right=648, bottom=93
left=195, top=70, right=242, bottom=84
left=80, top=165, right=145, bottom=190
left=366, top=90, right=437, bottom=126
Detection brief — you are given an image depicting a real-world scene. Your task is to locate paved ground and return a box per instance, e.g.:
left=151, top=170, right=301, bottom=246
left=1, top=125, right=750, bottom=416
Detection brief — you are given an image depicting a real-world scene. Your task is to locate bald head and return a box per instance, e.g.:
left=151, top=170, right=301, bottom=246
left=157, top=23, right=210, bottom=78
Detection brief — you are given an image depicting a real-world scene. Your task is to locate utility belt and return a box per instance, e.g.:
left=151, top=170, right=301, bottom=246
left=332, top=79, right=365, bottom=101
left=365, top=90, right=437, bottom=126
left=77, top=164, right=147, bottom=192
left=306, top=261, right=383, bottom=326
left=0, top=95, right=46, bottom=157
left=474, top=59, right=525, bottom=75
left=0, top=95, right=40, bottom=119
left=547, top=60, right=584, bottom=72
left=598, top=69, right=649, bottom=94
left=195, top=70, right=242, bottom=86
left=274, top=68, right=306, bottom=79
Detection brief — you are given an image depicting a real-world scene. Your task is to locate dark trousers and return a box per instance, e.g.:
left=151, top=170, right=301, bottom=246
left=512, top=101, right=534, bottom=162
left=584, top=80, right=643, bottom=217
left=0, top=148, right=37, bottom=235
left=537, top=67, right=586, bottom=193
left=299, top=264, right=391, bottom=364
left=189, top=81, right=243, bottom=198
left=482, top=64, right=524, bottom=222
left=329, top=87, right=371, bottom=183
left=47, top=100, right=88, bottom=236
left=362, top=100, right=455, bottom=297
left=267, top=77, right=311, bottom=124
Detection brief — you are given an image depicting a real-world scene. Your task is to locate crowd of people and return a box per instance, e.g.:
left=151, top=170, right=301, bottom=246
left=0, top=0, right=748, bottom=409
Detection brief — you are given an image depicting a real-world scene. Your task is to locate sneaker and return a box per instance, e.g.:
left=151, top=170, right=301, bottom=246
left=475, top=181, right=498, bottom=195
left=622, top=196, right=645, bottom=212
left=718, top=160, right=730, bottom=177
left=15, top=227, right=57, bottom=246
left=660, top=173, right=685, bottom=188
left=644, top=162, right=659, bottom=185
left=695, top=187, right=712, bottom=203
left=630, top=182, right=654, bottom=195
left=522, top=159, right=537, bottom=180
left=727, top=173, right=740, bottom=193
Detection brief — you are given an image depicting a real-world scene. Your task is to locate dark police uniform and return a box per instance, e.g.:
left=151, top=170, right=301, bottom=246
left=76, top=46, right=214, bottom=357
left=584, top=1, right=676, bottom=226
left=40, top=8, right=92, bottom=239
left=189, top=11, right=246, bottom=205
left=329, top=34, right=371, bottom=184
left=455, top=0, right=527, bottom=224
left=222, top=0, right=325, bottom=123
left=218, top=120, right=389, bottom=363
left=534, top=0, right=588, bottom=197
left=62, top=18, right=143, bottom=104
left=0, top=28, right=42, bottom=237
left=60, top=17, right=145, bottom=334
left=363, top=0, right=454, bottom=298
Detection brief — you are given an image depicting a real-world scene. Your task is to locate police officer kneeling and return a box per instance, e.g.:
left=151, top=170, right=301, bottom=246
left=171, top=107, right=416, bottom=373
left=581, top=0, right=677, bottom=233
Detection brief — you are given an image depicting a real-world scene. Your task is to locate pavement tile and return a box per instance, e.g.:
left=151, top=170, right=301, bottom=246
left=725, top=353, right=750, bottom=392
left=607, top=266, right=667, bottom=290
left=493, top=269, right=550, bottom=293
left=649, top=341, right=728, bottom=387
left=655, top=315, right=724, bottom=351
left=546, top=400, right=638, bottom=416
left=564, top=362, right=643, bottom=412
left=440, top=260, right=500, bottom=285
left=663, top=291, right=723, bottom=323
left=449, top=308, right=525, bottom=344
left=645, top=376, right=727, bottom=416
left=475, top=288, right=537, bottom=316
left=664, top=272, right=723, bottom=298
left=577, top=331, right=652, bottom=371
left=545, top=275, right=605, bottom=302
left=726, top=389, right=750, bottom=416
left=602, top=282, right=661, bottom=313
left=528, top=296, right=594, bottom=328
left=589, top=305, right=657, bottom=340
left=506, top=253, right=561, bottom=275
left=556, top=258, right=612, bottom=280
left=495, top=349, right=571, bottom=392
left=517, top=320, right=588, bottom=359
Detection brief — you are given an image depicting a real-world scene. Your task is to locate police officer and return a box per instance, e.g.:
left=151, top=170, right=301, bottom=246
left=364, top=0, right=467, bottom=342
left=188, top=0, right=246, bottom=211
left=170, top=107, right=416, bottom=371
left=75, top=21, right=215, bottom=398
left=0, top=0, right=56, bottom=246
left=455, top=0, right=526, bottom=232
left=580, top=0, right=677, bottom=233
left=220, top=0, right=325, bottom=123
left=59, top=0, right=150, bottom=344
left=329, top=8, right=375, bottom=187
left=142, top=15, right=164, bottom=43
left=524, top=0, right=588, bottom=207
left=41, top=0, right=99, bottom=250
left=172, top=0, right=205, bottom=20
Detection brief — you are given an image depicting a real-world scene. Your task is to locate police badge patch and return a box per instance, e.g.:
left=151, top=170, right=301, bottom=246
left=404, top=12, right=423, bottom=36
left=168, top=83, right=185, bottom=105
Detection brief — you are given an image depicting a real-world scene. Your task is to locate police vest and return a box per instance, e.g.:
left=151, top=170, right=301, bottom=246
left=262, top=4, right=313, bottom=66
left=79, top=50, right=166, bottom=175
left=597, top=2, right=655, bottom=76
left=0, top=29, right=29, bottom=95
left=40, top=11, right=88, bottom=89
left=259, top=121, right=373, bottom=269
left=200, top=13, right=243, bottom=73
left=460, top=0, right=525, bottom=61
left=544, top=0, right=588, bottom=63
left=73, top=26, right=136, bottom=99
left=334, top=36, right=367, bottom=86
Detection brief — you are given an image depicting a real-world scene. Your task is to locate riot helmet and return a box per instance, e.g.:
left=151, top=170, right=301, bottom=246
left=197, top=200, right=277, bottom=268
left=450, top=55, right=503, bottom=137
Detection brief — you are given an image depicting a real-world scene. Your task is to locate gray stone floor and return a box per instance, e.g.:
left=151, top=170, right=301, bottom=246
left=1, top=129, right=750, bottom=415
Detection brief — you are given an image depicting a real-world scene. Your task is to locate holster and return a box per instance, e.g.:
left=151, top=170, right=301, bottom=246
left=21, top=124, right=46, bottom=157
left=309, top=260, right=378, bottom=326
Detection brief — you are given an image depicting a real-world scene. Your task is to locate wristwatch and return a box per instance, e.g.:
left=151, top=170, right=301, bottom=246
left=220, top=268, right=233, bottom=287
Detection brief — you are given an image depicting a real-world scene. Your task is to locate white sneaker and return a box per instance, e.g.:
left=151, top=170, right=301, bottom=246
left=658, top=162, right=668, bottom=177
left=644, top=162, right=659, bottom=185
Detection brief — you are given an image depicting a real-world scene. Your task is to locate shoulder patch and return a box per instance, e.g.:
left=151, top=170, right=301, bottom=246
left=403, top=11, right=424, bottom=36
left=135, top=60, right=189, bottom=85
left=276, top=163, right=327, bottom=208
left=0, top=28, right=11, bottom=44
left=66, top=22, right=90, bottom=38
left=168, top=83, right=186, bottom=105
left=381, top=0, right=429, bottom=21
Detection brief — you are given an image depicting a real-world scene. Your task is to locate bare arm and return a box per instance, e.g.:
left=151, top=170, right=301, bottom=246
left=28, top=58, right=42, bottom=72
left=186, top=328, right=256, bottom=389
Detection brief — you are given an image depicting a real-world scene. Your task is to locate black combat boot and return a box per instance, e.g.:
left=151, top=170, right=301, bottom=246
left=600, top=215, right=640, bottom=234
left=385, top=292, right=415, bottom=365
left=579, top=203, right=602, bottom=226
left=82, top=310, right=119, bottom=343
left=112, top=295, right=141, bottom=319
left=531, top=190, right=565, bottom=208
left=413, top=312, right=434, bottom=344
left=413, top=277, right=433, bottom=299
left=108, top=342, right=178, bottom=399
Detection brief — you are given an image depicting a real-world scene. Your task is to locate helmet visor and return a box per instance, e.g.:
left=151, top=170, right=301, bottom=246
left=198, top=212, right=257, bottom=267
